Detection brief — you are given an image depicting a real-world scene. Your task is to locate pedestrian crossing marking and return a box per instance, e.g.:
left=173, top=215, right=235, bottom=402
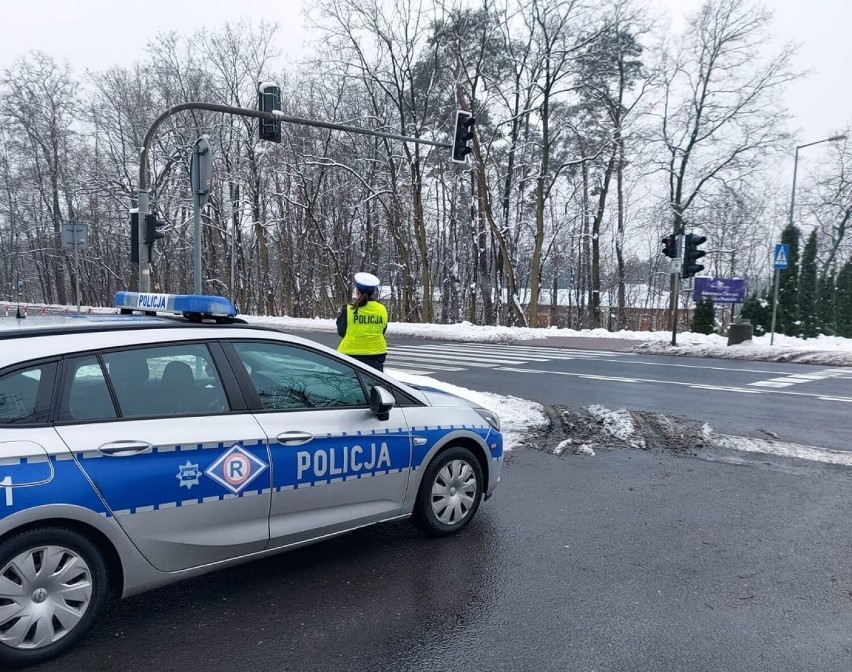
left=748, top=368, right=839, bottom=389
left=385, top=341, right=634, bottom=374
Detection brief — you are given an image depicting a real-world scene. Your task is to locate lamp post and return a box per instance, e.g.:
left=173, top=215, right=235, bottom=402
left=772, top=134, right=847, bottom=344
left=788, top=135, right=846, bottom=231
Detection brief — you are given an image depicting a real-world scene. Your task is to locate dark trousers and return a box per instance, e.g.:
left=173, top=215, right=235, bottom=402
left=350, top=353, right=386, bottom=372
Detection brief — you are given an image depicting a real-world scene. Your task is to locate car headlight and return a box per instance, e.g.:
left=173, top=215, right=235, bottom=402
left=474, top=407, right=501, bottom=432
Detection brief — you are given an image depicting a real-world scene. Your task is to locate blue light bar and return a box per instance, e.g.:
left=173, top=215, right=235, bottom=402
left=114, top=292, right=237, bottom=318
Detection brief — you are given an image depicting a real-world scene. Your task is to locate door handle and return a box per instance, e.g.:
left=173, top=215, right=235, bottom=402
left=276, top=431, right=314, bottom=446
left=97, top=441, right=152, bottom=456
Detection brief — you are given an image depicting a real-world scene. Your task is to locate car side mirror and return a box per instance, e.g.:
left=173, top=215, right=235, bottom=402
left=369, top=385, right=395, bottom=421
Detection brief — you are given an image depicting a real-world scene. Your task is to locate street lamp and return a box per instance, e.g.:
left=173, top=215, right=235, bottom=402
left=788, top=134, right=847, bottom=229
left=771, top=134, right=847, bottom=345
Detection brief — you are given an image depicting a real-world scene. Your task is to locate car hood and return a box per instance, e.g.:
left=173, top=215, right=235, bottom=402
left=406, top=384, right=478, bottom=409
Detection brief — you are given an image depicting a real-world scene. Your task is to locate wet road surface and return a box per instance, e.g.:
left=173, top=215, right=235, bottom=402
left=36, top=444, right=852, bottom=672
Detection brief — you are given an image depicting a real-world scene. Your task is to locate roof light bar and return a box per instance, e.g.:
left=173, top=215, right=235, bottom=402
left=114, top=292, right=238, bottom=318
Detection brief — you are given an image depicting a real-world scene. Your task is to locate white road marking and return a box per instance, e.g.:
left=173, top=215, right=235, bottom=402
left=579, top=374, right=639, bottom=383
left=714, top=434, right=852, bottom=467
left=386, top=359, right=464, bottom=371
left=494, top=366, right=852, bottom=404
left=402, top=343, right=616, bottom=359
left=391, top=350, right=535, bottom=365
left=385, top=365, right=437, bottom=375
left=748, top=368, right=840, bottom=389
left=399, top=345, right=553, bottom=362
left=819, top=397, right=852, bottom=403
left=690, top=385, right=763, bottom=394
left=456, top=344, right=633, bottom=358
left=394, top=343, right=850, bottom=390
left=390, top=355, right=493, bottom=368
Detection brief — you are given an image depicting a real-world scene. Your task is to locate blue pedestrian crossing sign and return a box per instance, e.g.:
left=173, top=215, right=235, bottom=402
left=773, top=243, right=790, bottom=270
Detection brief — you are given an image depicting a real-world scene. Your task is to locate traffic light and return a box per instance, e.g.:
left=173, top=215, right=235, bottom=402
left=257, top=82, right=281, bottom=143
left=145, top=214, right=167, bottom=246
left=682, top=233, right=707, bottom=278
left=130, top=211, right=139, bottom=263
left=451, top=110, right=475, bottom=164
left=661, top=235, right=677, bottom=258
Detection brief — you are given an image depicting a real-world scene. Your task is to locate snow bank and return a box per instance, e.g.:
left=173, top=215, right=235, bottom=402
left=386, top=369, right=547, bottom=450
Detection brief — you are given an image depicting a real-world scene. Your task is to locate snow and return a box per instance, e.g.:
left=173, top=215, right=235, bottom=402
left=632, top=332, right=852, bottom=366
left=23, top=300, right=848, bottom=367
left=386, top=369, right=547, bottom=450
left=243, top=314, right=852, bottom=366
left=586, top=404, right=646, bottom=450
left=244, top=314, right=558, bottom=343
left=712, top=433, right=852, bottom=467
left=8, top=301, right=851, bottom=367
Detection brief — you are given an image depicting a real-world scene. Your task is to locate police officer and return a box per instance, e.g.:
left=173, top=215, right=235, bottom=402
left=337, top=272, right=388, bottom=371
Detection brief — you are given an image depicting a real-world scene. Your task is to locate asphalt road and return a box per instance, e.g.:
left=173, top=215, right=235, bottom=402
left=37, top=444, right=852, bottom=672
left=30, top=331, right=852, bottom=672
left=302, top=332, right=851, bottom=451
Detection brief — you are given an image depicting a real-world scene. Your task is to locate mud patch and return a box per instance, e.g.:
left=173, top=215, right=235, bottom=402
left=522, top=405, right=710, bottom=457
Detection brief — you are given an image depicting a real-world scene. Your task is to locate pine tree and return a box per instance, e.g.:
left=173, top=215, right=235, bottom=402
left=691, top=297, right=715, bottom=335
left=799, top=230, right=818, bottom=338
left=836, top=260, right=852, bottom=338
left=817, top=271, right=836, bottom=336
left=777, top=223, right=800, bottom=336
left=739, top=293, right=772, bottom=336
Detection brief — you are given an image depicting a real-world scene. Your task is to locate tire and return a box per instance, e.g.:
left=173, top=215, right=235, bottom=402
left=413, top=446, right=484, bottom=537
left=0, top=527, right=109, bottom=669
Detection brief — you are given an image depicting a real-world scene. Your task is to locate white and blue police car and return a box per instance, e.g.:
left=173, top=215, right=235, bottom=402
left=0, top=293, right=503, bottom=667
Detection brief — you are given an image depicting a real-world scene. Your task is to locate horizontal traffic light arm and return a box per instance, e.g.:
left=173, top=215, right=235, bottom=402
left=138, top=102, right=452, bottom=191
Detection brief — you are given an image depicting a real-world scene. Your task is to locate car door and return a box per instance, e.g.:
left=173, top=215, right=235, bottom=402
left=0, top=360, right=102, bottom=520
left=223, top=340, right=412, bottom=548
left=53, top=341, right=272, bottom=572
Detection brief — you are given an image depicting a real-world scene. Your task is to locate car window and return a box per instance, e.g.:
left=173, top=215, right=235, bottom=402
left=0, top=364, right=51, bottom=425
left=102, top=344, right=228, bottom=418
left=64, top=357, right=117, bottom=421
left=357, top=370, right=421, bottom=408
left=233, top=342, right=368, bottom=411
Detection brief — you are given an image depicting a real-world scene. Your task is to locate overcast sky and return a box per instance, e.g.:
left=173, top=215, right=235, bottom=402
left=1, top=0, right=849, bottom=160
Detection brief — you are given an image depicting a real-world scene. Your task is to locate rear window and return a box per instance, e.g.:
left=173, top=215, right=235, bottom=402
left=0, top=363, right=55, bottom=425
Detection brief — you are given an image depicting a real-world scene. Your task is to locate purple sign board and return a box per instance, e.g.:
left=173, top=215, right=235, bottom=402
left=693, top=277, right=746, bottom=304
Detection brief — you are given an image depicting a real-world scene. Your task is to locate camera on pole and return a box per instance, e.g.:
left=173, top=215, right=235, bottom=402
left=451, top=110, right=475, bottom=164
left=257, top=82, right=282, bottom=143
left=682, top=233, right=707, bottom=278
left=661, top=235, right=677, bottom=259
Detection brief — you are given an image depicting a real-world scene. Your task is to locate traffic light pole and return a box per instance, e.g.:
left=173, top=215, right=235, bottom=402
left=671, top=234, right=683, bottom=346
left=136, top=102, right=452, bottom=291
left=671, top=273, right=681, bottom=346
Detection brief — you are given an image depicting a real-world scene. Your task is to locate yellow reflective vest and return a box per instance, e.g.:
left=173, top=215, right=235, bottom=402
left=338, top=302, right=388, bottom=355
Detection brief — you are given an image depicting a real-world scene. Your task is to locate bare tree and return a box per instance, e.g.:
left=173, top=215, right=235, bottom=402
left=657, top=0, right=797, bottom=323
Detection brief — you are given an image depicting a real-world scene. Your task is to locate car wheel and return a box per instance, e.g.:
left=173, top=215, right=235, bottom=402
left=413, top=446, right=484, bottom=536
left=0, top=528, right=109, bottom=669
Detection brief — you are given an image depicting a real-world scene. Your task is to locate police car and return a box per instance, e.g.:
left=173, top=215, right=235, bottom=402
left=0, top=293, right=503, bottom=667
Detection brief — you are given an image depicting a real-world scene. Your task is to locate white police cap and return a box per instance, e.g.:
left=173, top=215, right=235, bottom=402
left=354, top=272, right=380, bottom=292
